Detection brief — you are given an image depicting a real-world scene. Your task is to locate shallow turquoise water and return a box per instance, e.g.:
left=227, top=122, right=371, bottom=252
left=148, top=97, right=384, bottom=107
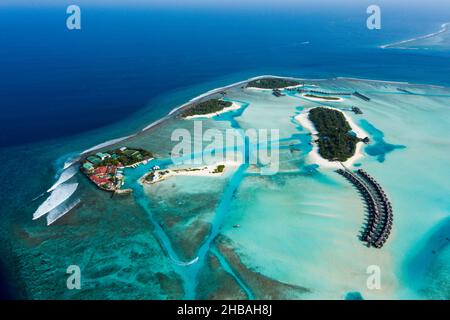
left=359, top=119, right=406, bottom=162
left=1, top=75, right=449, bottom=299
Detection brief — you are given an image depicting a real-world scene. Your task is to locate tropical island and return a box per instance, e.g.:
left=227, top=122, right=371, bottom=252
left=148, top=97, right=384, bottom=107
left=308, top=107, right=368, bottom=162
left=246, top=78, right=301, bottom=89
left=27, top=74, right=445, bottom=300
left=141, top=163, right=229, bottom=185
left=303, top=93, right=342, bottom=101
left=81, top=147, right=153, bottom=192
left=181, top=99, right=235, bottom=118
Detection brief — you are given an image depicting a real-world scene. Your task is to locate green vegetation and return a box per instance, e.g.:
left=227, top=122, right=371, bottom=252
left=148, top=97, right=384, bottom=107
left=304, top=94, right=341, bottom=101
left=144, top=172, right=156, bottom=182
left=308, top=107, right=361, bottom=162
left=247, top=78, right=300, bottom=89
left=213, top=165, right=225, bottom=173
left=181, top=99, right=232, bottom=117
left=82, top=147, right=153, bottom=170
left=99, top=148, right=153, bottom=167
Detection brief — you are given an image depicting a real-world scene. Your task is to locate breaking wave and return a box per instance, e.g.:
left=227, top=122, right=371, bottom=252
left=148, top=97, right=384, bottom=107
left=46, top=198, right=81, bottom=226
left=63, top=156, right=81, bottom=170
left=33, top=182, right=79, bottom=220
left=47, top=165, right=79, bottom=193
left=31, top=192, right=46, bottom=202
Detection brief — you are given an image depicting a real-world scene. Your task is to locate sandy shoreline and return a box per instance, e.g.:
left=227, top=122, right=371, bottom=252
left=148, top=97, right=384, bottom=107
left=68, top=74, right=448, bottom=167
left=140, top=161, right=241, bottom=185
left=295, top=106, right=368, bottom=169
left=300, top=93, right=344, bottom=102
left=183, top=102, right=242, bottom=119
left=245, top=83, right=307, bottom=92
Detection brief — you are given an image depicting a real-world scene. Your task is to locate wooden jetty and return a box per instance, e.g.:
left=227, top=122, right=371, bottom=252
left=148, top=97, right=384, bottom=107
left=297, top=89, right=353, bottom=96
left=351, top=106, right=363, bottom=114
left=353, top=91, right=371, bottom=101
left=272, top=89, right=285, bottom=97
left=396, top=88, right=414, bottom=94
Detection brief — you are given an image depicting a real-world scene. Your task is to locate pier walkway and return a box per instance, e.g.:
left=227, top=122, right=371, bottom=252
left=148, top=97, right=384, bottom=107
left=336, top=166, right=393, bottom=248
left=353, top=91, right=371, bottom=101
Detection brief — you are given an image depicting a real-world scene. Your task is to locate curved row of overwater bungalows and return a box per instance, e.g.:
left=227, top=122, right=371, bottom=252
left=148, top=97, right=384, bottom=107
left=337, top=168, right=393, bottom=249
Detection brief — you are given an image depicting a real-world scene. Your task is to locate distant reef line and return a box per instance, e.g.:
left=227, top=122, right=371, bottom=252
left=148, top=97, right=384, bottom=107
left=380, top=22, right=450, bottom=49
left=67, top=74, right=449, bottom=165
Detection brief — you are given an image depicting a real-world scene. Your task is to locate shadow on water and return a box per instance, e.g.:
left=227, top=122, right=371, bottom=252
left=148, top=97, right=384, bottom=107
left=359, top=119, right=406, bottom=162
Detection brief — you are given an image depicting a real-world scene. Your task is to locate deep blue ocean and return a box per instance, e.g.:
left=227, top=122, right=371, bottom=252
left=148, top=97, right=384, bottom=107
left=1, top=2, right=450, bottom=148
left=0, top=1, right=449, bottom=299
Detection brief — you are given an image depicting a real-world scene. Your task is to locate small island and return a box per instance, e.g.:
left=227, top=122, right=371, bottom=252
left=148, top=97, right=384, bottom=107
left=303, top=93, right=342, bottom=101
left=308, top=107, right=365, bottom=162
left=181, top=99, right=233, bottom=118
left=247, top=78, right=301, bottom=89
left=141, top=163, right=229, bottom=185
left=81, top=146, right=153, bottom=192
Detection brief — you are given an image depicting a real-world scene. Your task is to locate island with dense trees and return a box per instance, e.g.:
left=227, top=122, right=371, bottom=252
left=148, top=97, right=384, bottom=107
left=247, top=78, right=300, bottom=89
left=181, top=99, right=232, bottom=118
left=81, top=147, right=153, bottom=192
left=308, top=107, right=362, bottom=162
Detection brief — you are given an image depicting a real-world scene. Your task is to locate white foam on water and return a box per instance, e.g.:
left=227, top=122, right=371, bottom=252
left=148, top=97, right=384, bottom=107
left=141, top=117, right=168, bottom=132
left=63, top=156, right=81, bottom=170
left=173, top=256, right=199, bottom=266
left=33, top=182, right=79, bottom=220
left=46, top=198, right=81, bottom=226
left=141, top=75, right=325, bottom=133
left=47, top=165, right=79, bottom=193
left=380, top=22, right=450, bottom=49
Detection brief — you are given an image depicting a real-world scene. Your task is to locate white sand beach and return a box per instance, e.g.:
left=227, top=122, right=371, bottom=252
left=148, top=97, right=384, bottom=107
left=300, top=93, right=344, bottom=102
left=140, top=161, right=241, bottom=185
left=295, top=106, right=368, bottom=169
left=184, top=102, right=242, bottom=119
left=245, top=83, right=307, bottom=92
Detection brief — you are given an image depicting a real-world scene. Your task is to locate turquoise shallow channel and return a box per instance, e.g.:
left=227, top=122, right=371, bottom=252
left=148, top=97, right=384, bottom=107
left=2, top=75, right=449, bottom=300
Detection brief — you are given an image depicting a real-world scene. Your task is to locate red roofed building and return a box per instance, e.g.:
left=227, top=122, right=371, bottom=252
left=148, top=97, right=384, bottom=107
left=90, top=175, right=114, bottom=189
left=94, top=166, right=108, bottom=175
left=107, top=166, right=117, bottom=175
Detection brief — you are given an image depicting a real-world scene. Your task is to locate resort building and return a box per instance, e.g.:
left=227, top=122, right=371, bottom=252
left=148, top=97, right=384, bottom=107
left=96, top=152, right=111, bottom=161
left=87, top=156, right=101, bottom=165
left=83, top=162, right=94, bottom=172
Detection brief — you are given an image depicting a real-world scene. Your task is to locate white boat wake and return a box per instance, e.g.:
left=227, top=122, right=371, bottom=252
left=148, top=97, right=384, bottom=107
left=173, top=256, right=199, bottom=266
left=33, top=182, right=79, bottom=220
left=46, top=198, right=81, bottom=226
left=31, top=192, right=46, bottom=202
left=47, top=165, right=79, bottom=193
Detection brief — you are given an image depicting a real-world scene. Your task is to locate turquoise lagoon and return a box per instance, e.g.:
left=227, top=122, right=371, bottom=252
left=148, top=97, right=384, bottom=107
left=2, top=76, right=450, bottom=300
